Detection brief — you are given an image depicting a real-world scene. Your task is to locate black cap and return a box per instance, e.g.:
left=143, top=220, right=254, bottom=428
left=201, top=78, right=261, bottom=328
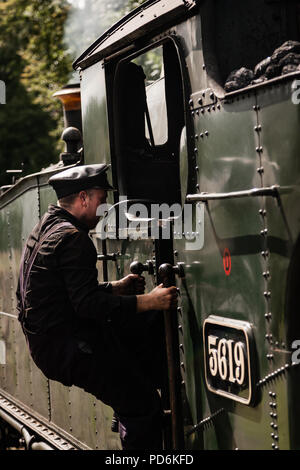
left=48, top=164, right=114, bottom=199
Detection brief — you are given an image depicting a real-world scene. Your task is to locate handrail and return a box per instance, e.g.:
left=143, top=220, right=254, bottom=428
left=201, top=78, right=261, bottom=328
left=186, top=185, right=282, bottom=202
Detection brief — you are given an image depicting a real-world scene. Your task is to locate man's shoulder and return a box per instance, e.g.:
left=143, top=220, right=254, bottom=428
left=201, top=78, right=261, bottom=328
left=38, top=216, right=91, bottom=256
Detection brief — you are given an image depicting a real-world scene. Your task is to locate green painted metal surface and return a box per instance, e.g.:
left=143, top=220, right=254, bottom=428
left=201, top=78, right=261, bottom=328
left=81, top=61, right=111, bottom=166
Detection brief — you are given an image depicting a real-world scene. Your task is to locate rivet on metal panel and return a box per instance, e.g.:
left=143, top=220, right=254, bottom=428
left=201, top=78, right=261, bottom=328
left=257, top=167, right=264, bottom=174
left=205, top=131, right=209, bottom=136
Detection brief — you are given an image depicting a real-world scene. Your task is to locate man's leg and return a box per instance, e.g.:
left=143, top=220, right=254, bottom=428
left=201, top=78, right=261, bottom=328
left=70, top=335, right=164, bottom=450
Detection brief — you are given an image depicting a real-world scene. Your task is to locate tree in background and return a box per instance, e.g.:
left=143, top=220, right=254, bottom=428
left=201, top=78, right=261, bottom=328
left=0, top=0, right=155, bottom=188
left=66, top=0, right=160, bottom=82
left=0, top=0, right=71, bottom=187
left=123, top=0, right=146, bottom=15
left=65, top=0, right=140, bottom=62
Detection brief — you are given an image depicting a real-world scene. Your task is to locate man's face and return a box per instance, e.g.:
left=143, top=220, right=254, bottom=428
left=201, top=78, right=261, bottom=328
left=80, top=188, right=107, bottom=229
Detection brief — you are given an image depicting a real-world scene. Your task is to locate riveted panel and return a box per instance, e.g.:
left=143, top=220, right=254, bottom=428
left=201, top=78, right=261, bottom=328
left=2, top=188, right=51, bottom=418
left=175, top=92, right=277, bottom=449
left=0, top=206, right=17, bottom=399
left=68, top=386, right=121, bottom=450
left=256, top=78, right=300, bottom=450
left=49, top=382, right=72, bottom=432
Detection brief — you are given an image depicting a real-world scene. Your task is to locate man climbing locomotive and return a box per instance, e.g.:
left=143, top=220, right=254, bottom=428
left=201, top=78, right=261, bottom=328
left=16, top=163, right=178, bottom=450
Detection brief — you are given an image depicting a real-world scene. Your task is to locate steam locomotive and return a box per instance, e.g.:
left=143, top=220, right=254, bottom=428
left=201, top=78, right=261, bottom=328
left=0, top=0, right=300, bottom=450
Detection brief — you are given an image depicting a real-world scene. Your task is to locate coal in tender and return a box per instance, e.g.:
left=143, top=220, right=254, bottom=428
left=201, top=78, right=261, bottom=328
left=281, top=64, right=300, bottom=75
left=265, top=63, right=281, bottom=79
left=251, top=77, right=267, bottom=85
left=279, top=52, right=300, bottom=68
left=254, top=57, right=271, bottom=78
left=224, top=67, right=254, bottom=92
left=271, top=40, right=300, bottom=63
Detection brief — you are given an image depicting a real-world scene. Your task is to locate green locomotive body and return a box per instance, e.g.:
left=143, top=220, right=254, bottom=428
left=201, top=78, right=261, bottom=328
left=0, top=0, right=300, bottom=450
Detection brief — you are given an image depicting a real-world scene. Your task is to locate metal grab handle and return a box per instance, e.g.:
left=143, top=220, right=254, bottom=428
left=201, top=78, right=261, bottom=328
left=130, top=260, right=154, bottom=276
left=186, top=185, right=282, bottom=202
left=157, top=262, right=185, bottom=450
left=158, top=263, right=184, bottom=287
left=97, top=253, right=118, bottom=261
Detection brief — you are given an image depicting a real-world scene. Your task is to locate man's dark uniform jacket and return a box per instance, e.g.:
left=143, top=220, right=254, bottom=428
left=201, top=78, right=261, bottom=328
left=17, top=204, right=139, bottom=389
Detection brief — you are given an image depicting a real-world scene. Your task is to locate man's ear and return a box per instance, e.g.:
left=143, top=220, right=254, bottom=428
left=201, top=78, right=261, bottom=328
left=79, top=190, right=88, bottom=208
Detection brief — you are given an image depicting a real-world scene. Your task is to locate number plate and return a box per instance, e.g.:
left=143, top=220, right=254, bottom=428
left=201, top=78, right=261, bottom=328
left=203, top=316, right=256, bottom=405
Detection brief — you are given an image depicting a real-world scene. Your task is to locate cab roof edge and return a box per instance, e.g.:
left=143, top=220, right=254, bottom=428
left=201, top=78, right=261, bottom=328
left=73, top=0, right=158, bottom=70
left=73, top=0, right=197, bottom=70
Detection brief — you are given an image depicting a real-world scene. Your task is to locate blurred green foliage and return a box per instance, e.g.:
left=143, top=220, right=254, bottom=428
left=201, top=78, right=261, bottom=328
left=0, top=0, right=72, bottom=187
left=0, top=0, right=158, bottom=188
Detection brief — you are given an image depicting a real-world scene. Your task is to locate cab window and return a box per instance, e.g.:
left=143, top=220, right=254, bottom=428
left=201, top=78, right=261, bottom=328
left=112, top=40, right=184, bottom=206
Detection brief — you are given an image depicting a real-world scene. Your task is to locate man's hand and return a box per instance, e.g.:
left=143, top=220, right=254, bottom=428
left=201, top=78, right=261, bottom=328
left=111, top=274, right=145, bottom=295
left=136, top=284, right=178, bottom=312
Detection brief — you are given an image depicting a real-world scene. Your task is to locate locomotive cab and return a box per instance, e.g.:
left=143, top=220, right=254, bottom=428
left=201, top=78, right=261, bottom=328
left=112, top=41, right=184, bottom=207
